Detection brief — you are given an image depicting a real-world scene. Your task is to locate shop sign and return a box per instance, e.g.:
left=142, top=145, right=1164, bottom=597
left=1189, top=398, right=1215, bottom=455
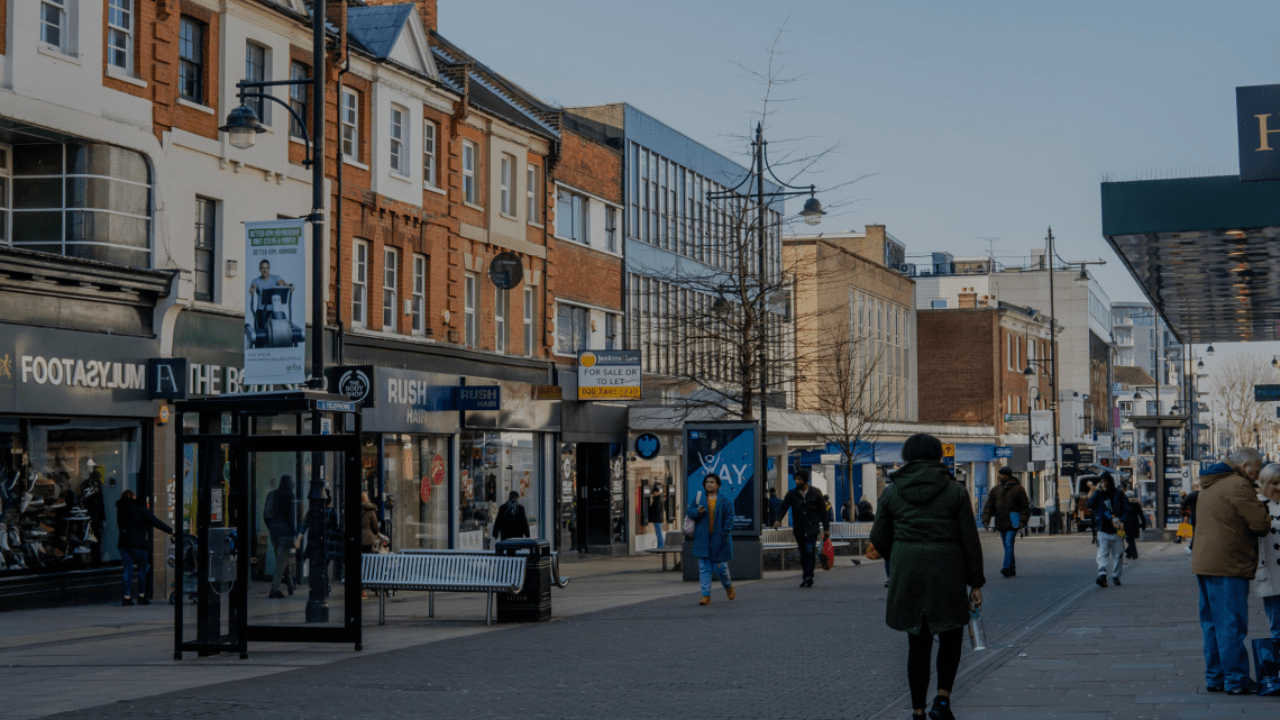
left=577, top=350, right=641, bottom=400
left=463, top=379, right=559, bottom=431
left=488, top=252, right=524, bottom=289
left=0, top=322, right=159, bottom=417
left=1097, top=433, right=1113, bottom=452
left=149, top=358, right=188, bottom=400
left=684, top=423, right=760, bottom=535
left=1237, top=84, right=1280, bottom=182
left=1254, top=384, right=1280, bottom=401
left=243, top=219, right=307, bottom=386
left=337, top=366, right=459, bottom=434
left=333, top=366, right=374, bottom=406
left=458, top=385, right=500, bottom=410
left=994, top=446, right=1013, bottom=458
left=635, top=432, right=662, bottom=460
left=941, top=443, right=956, bottom=471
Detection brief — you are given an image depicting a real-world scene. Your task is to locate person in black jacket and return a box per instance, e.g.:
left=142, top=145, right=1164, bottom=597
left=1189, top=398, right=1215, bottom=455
left=1087, top=472, right=1129, bottom=587
left=115, top=490, right=174, bottom=606
left=492, top=491, right=531, bottom=542
left=1122, top=490, right=1147, bottom=559
left=774, top=470, right=831, bottom=588
left=649, top=488, right=666, bottom=547
left=264, top=475, right=297, bottom=599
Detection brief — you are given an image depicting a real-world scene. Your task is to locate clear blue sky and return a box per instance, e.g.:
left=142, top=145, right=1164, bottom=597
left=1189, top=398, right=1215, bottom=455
left=439, top=1, right=1277, bottom=309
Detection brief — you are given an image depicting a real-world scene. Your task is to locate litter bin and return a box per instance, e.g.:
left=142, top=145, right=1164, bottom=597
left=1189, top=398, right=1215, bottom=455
left=1048, top=511, right=1065, bottom=535
left=494, top=539, right=551, bottom=623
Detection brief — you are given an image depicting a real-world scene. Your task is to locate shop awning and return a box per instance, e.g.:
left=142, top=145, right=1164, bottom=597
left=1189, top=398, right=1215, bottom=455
left=1100, top=175, right=1280, bottom=343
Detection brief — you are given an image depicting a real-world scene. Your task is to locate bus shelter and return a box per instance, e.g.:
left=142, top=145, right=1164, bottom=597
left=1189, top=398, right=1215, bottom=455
left=172, top=391, right=363, bottom=659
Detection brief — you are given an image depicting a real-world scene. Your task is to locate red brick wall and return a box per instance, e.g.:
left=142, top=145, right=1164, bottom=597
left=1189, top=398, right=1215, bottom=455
left=555, top=129, right=621, bottom=202
left=554, top=243, right=621, bottom=310
left=0, top=0, right=7, bottom=56
left=917, top=309, right=998, bottom=426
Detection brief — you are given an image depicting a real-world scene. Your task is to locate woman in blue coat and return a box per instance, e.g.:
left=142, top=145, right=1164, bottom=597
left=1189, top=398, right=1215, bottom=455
left=687, top=473, right=736, bottom=605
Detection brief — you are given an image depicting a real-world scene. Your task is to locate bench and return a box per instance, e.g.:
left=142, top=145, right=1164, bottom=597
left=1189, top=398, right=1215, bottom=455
left=361, top=552, right=525, bottom=626
left=762, top=527, right=853, bottom=570
left=830, top=521, right=873, bottom=553
left=642, top=531, right=684, bottom=570
left=400, top=548, right=572, bottom=588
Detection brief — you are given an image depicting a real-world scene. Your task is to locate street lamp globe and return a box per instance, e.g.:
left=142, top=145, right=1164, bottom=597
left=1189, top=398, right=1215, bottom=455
left=1206, top=344, right=1215, bottom=356
left=219, top=104, right=265, bottom=150
left=800, top=196, right=825, bottom=226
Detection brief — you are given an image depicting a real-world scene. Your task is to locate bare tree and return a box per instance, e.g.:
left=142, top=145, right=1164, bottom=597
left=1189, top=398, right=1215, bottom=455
left=1212, top=351, right=1274, bottom=450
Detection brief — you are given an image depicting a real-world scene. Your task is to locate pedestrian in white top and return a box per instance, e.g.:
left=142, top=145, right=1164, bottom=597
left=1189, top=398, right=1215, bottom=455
left=1254, top=463, right=1280, bottom=640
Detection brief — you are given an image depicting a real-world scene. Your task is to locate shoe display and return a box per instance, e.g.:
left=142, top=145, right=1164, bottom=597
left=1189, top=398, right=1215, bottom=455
left=1096, top=574, right=1108, bottom=588
left=698, top=595, right=710, bottom=605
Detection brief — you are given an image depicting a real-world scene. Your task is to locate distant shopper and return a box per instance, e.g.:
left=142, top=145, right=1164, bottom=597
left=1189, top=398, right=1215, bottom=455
left=492, top=491, right=531, bottom=541
left=649, top=490, right=666, bottom=548
left=1088, top=472, right=1129, bottom=588
left=1123, top=491, right=1147, bottom=559
left=360, top=493, right=379, bottom=554
left=870, top=433, right=985, bottom=720
left=768, top=488, right=782, bottom=527
left=1183, top=486, right=1201, bottom=552
left=775, top=470, right=831, bottom=588
left=981, top=466, right=1030, bottom=578
left=1194, top=448, right=1270, bottom=694
left=857, top=499, right=876, bottom=522
left=1254, top=463, right=1280, bottom=640
left=687, top=473, right=735, bottom=605
left=264, top=475, right=297, bottom=599
left=115, top=490, right=174, bottom=606
left=841, top=500, right=854, bottom=522
left=823, top=494, right=835, bottom=524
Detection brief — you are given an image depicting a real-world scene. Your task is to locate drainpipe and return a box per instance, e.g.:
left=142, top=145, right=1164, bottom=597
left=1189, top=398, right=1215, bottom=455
left=334, top=43, right=351, bottom=364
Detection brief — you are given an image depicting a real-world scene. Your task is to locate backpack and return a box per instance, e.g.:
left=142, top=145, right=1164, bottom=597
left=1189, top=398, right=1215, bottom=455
left=264, top=489, right=278, bottom=521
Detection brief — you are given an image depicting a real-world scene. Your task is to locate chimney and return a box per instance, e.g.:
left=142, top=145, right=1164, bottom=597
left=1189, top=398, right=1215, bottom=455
left=958, top=291, right=978, bottom=309
left=366, top=0, right=438, bottom=34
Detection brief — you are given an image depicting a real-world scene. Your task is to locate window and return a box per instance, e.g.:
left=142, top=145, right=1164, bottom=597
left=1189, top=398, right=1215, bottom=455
left=423, top=121, right=438, bottom=187
left=389, top=105, right=407, bottom=175
left=194, top=197, right=217, bottom=302
left=179, top=17, right=205, bottom=103
left=523, top=286, right=534, bottom=356
left=245, top=43, right=270, bottom=125
left=605, top=207, right=617, bottom=252
left=9, top=142, right=153, bottom=268
left=0, top=145, right=9, bottom=245
left=464, top=272, right=478, bottom=347
left=341, top=89, right=359, bottom=161
left=108, top=0, right=134, bottom=73
left=351, top=240, right=368, bottom=327
left=526, top=164, right=540, bottom=224
left=556, top=303, right=588, bottom=355
left=500, top=154, right=514, bottom=216
left=289, top=62, right=309, bottom=140
left=605, top=314, right=617, bottom=350
left=494, top=287, right=508, bottom=353
left=411, top=254, right=426, bottom=336
left=41, top=0, right=68, bottom=52
left=556, top=189, right=588, bottom=244
left=462, top=140, right=477, bottom=205
left=382, top=247, right=399, bottom=332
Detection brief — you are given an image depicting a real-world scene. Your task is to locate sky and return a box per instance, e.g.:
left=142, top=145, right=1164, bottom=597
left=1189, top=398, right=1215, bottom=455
left=439, top=0, right=1280, bottom=379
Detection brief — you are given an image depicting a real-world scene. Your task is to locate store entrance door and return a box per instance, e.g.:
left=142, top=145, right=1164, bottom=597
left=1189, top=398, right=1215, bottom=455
left=575, top=443, right=624, bottom=552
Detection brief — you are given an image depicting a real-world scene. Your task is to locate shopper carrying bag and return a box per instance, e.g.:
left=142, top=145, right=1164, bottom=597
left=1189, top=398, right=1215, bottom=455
left=686, top=476, right=735, bottom=605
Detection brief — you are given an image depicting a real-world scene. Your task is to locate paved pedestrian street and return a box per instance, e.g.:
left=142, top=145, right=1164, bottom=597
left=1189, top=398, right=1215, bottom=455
left=0, top=534, right=1269, bottom=720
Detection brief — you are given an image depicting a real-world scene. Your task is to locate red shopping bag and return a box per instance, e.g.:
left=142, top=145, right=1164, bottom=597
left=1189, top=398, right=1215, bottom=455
left=819, top=537, right=835, bottom=571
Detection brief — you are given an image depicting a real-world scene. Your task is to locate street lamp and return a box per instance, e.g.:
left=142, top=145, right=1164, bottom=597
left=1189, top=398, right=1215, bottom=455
left=707, top=122, right=823, bottom=519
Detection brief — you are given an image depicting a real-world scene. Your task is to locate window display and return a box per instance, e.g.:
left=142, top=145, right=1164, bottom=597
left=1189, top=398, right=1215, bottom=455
left=0, top=418, right=143, bottom=575
left=459, top=431, right=540, bottom=549
left=381, top=434, right=450, bottom=551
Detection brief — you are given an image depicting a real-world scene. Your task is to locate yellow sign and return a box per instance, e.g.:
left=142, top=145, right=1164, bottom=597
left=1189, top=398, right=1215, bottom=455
left=942, top=443, right=956, bottom=458
left=579, top=386, right=641, bottom=400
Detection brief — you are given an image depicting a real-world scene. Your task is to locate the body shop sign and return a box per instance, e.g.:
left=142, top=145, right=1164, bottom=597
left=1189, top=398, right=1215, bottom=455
left=0, top=322, right=158, bottom=417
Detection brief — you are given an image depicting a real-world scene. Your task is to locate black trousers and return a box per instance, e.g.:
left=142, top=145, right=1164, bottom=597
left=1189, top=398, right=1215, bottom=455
left=1125, top=536, right=1138, bottom=558
left=907, top=620, right=964, bottom=710
left=794, top=534, right=817, bottom=579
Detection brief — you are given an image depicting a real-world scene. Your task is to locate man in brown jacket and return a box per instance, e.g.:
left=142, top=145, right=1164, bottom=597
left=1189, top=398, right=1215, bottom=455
left=981, top=466, right=1031, bottom=578
left=1192, top=448, right=1270, bottom=695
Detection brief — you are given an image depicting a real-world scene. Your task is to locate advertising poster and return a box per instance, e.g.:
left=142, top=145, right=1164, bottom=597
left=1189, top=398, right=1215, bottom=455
left=684, top=423, right=760, bottom=535
left=243, top=219, right=307, bottom=386
left=1030, top=410, right=1054, bottom=462
left=577, top=350, right=641, bottom=400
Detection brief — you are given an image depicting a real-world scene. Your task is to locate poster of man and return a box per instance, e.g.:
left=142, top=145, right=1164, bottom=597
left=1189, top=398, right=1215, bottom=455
left=243, top=219, right=306, bottom=386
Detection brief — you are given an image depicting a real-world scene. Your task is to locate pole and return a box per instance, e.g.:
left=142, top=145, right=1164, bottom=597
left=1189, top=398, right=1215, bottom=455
left=756, top=123, right=769, bottom=514
left=309, top=0, right=327, bottom=389
left=1047, top=228, right=1063, bottom=533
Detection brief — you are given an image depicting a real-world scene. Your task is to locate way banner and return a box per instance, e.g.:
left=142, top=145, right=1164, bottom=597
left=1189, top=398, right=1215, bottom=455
left=243, top=219, right=307, bottom=386
left=684, top=423, right=760, bottom=535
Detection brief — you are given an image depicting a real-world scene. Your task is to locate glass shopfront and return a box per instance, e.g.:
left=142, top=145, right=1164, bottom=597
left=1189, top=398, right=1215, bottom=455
left=375, top=434, right=451, bottom=551
left=0, top=417, right=144, bottom=575
left=458, top=431, right=542, bottom=549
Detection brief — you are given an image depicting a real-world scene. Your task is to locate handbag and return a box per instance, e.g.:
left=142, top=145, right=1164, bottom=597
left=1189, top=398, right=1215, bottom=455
left=819, top=537, right=835, bottom=571
left=683, top=491, right=702, bottom=540
left=865, top=542, right=881, bottom=560
left=1176, top=522, right=1194, bottom=539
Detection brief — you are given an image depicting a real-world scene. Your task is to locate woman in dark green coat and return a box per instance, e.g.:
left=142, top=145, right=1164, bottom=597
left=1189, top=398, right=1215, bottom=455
left=870, top=433, right=985, bottom=720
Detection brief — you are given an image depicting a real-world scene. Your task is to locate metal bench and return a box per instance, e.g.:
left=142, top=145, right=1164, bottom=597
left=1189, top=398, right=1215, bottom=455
left=361, top=552, right=525, bottom=626
left=642, top=531, right=684, bottom=570
left=830, top=521, right=873, bottom=553
left=761, top=527, right=796, bottom=569
left=400, top=548, right=571, bottom=588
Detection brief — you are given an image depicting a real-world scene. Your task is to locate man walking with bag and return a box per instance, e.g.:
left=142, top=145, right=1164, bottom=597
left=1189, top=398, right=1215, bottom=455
left=774, top=470, right=830, bottom=588
left=982, top=466, right=1031, bottom=578
left=1193, top=448, right=1270, bottom=695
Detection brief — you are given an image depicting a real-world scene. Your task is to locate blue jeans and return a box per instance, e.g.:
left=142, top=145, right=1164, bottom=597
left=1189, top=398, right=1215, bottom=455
left=796, top=537, right=817, bottom=580
left=1266, top=595, right=1280, bottom=640
left=655, top=527, right=665, bottom=548
left=1197, top=575, right=1252, bottom=689
left=120, top=547, right=149, bottom=598
left=1001, top=530, right=1017, bottom=571
left=698, top=558, right=731, bottom=596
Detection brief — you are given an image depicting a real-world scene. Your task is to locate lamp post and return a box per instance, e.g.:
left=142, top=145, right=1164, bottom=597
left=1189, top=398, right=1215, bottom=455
left=707, top=123, right=824, bottom=516
left=219, top=4, right=329, bottom=622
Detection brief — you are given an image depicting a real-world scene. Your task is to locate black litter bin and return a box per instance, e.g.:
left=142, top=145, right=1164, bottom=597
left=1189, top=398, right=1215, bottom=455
left=494, top=539, right=552, bottom=623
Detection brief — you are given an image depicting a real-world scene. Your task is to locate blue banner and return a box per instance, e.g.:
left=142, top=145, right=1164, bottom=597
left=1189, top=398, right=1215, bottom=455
left=685, top=423, right=759, bottom=535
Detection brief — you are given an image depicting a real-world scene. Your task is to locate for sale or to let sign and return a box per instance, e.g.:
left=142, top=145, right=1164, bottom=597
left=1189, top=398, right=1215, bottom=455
left=577, top=350, right=641, bottom=400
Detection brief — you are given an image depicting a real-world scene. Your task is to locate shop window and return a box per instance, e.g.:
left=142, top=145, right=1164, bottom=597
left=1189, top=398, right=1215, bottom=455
left=193, top=196, right=217, bottom=302
left=107, top=0, right=134, bottom=74
left=9, top=142, right=152, bottom=268
left=459, top=431, right=542, bottom=549
left=378, top=435, right=451, bottom=551
left=0, top=418, right=144, bottom=576
left=178, top=16, right=205, bottom=104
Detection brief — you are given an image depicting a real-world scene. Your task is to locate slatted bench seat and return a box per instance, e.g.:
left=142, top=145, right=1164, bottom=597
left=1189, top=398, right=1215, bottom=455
left=362, top=552, right=525, bottom=626
left=830, top=521, right=873, bottom=553
left=400, top=548, right=571, bottom=588
left=642, top=531, right=684, bottom=570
